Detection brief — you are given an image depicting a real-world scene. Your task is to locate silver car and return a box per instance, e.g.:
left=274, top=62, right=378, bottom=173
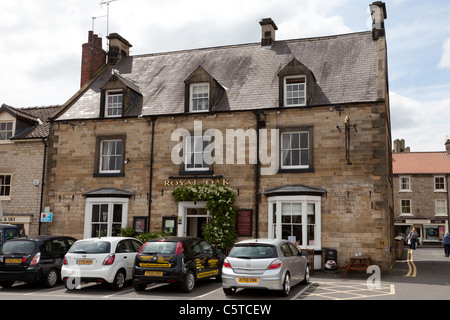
left=222, top=239, right=310, bottom=297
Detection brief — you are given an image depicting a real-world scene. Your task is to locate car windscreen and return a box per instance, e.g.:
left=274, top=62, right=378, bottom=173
left=228, top=244, right=277, bottom=259
left=68, top=241, right=111, bottom=254
left=140, top=241, right=177, bottom=255
left=0, top=241, right=37, bottom=255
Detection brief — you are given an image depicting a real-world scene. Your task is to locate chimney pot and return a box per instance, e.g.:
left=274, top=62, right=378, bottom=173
left=370, top=1, right=387, bottom=40
left=80, top=31, right=107, bottom=88
left=259, top=18, right=278, bottom=48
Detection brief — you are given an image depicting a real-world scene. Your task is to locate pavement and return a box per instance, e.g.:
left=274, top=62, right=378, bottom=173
left=297, top=246, right=450, bottom=300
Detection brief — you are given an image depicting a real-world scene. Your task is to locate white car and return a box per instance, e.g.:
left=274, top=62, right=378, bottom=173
left=61, top=237, right=143, bottom=291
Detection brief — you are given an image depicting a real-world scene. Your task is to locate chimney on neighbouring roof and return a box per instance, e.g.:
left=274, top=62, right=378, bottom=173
left=445, top=139, right=450, bottom=155
left=370, top=1, right=387, bottom=40
left=393, top=139, right=410, bottom=153
left=259, top=18, right=278, bottom=48
left=80, top=31, right=107, bottom=88
left=107, top=33, right=132, bottom=64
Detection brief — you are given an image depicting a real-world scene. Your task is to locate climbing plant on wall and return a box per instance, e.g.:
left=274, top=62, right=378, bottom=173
left=172, top=184, right=237, bottom=250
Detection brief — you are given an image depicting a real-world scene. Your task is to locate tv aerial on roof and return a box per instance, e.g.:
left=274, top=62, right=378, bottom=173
left=99, top=0, right=119, bottom=42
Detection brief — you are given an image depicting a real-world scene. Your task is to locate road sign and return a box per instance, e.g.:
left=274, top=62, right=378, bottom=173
left=40, top=212, right=53, bottom=223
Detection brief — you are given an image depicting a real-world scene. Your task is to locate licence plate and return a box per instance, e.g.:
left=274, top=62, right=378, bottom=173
left=238, top=278, right=258, bottom=284
left=77, top=259, right=93, bottom=265
left=5, top=259, right=22, bottom=264
left=145, top=271, right=163, bottom=276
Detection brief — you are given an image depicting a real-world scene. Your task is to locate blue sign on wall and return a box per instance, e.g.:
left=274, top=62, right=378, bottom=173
left=40, top=212, right=53, bottom=223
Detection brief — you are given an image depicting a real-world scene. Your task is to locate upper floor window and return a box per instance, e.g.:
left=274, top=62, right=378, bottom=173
left=400, top=199, right=412, bottom=215
left=281, top=132, right=309, bottom=169
left=284, top=76, right=306, bottom=107
left=100, top=140, right=123, bottom=173
left=434, top=176, right=446, bottom=192
left=435, top=200, right=447, bottom=216
left=190, top=83, right=210, bottom=113
left=399, top=176, right=411, bottom=191
left=0, top=122, right=13, bottom=140
left=0, top=174, right=11, bottom=198
left=185, top=136, right=211, bottom=171
left=105, top=90, right=123, bottom=118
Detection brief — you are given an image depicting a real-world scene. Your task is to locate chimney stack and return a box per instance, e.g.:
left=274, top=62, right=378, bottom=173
left=445, top=139, right=450, bottom=155
left=259, top=18, right=278, bottom=48
left=370, top=1, right=387, bottom=40
left=80, top=31, right=107, bottom=88
left=107, top=33, right=132, bottom=64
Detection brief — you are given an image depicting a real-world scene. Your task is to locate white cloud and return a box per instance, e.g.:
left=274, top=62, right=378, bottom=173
left=390, top=91, right=450, bottom=152
left=438, top=38, right=450, bottom=69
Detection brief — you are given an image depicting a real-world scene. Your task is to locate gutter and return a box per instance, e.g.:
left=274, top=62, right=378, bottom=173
left=38, top=138, right=48, bottom=235
left=147, top=116, right=157, bottom=232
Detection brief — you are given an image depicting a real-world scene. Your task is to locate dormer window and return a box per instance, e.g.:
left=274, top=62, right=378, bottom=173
left=284, top=76, right=306, bottom=107
left=190, top=83, right=210, bottom=112
left=105, top=90, right=123, bottom=118
left=0, top=121, right=14, bottom=140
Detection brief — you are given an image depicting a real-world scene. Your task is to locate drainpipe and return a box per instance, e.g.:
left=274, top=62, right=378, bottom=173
left=38, top=138, right=48, bottom=235
left=147, top=116, right=157, bottom=233
left=253, top=110, right=265, bottom=238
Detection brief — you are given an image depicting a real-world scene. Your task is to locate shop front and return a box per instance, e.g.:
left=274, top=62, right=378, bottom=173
left=395, top=219, right=448, bottom=246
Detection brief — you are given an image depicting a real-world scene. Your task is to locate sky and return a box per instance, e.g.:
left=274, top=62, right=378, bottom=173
left=0, top=0, right=449, bottom=152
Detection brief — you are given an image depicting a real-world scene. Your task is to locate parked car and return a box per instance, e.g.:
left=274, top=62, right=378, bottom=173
left=0, top=235, right=76, bottom=288
left=132, top=237, right=224, bottom=293
left=0, top=224, right=21, bottom=248
left=222, top=239, right=310, bottom=297
left=61, top=237, right=143, bottom=291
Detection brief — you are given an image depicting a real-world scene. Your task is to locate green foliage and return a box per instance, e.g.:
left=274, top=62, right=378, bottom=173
left=172, top=184, right=237, bottom=250
left=119, top=228, right=171, bottom=243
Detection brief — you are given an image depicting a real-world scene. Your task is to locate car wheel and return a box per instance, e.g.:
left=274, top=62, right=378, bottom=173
left=110, top=270, right=126, bottom=291
left=223, top=287, right=236, bottom=295
left=180, top=270, right=195, bottom=293
left=279, top=272, right=291, bottom=297
left=44, top=269, right=59, bottom=288
left=301, top=265, right=310, bottom=284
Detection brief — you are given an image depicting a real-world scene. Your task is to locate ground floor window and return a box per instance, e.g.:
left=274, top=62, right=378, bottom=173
left=84, top=198, right=129, bottom=238
left=268, top=195, right=321, bottom=250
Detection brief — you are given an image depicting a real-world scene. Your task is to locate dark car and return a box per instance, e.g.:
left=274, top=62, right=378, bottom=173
left=0, top=235, right=76, bottom=288
left=132, top=237, right=224, bottom=293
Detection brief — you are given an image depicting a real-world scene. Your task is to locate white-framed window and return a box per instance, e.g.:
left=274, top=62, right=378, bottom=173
left=284, top=76, right=306, bottom=107
left=105, top=90, right=123, bottom=117
left=84, top=197, right=129, bottom=238
left=268, top=195, right=321, bottom=250
left=100, top=140, right=122, bottom=173
left=0, top=174, right=12, bottom=199
left=434, top=176, right=446, bottom=192
left=435, top=199, right=447, bottom=216
left=399, top=176, right=411, bottom=192
left=0, top=121, right=14, bottom=140
left=185, top=136, right=211, bottom=171
left=189, top=83, right=210, bottom=112
left=281, top=132, right=309, bottom=169
left=400, top=199, right=412, bottom=215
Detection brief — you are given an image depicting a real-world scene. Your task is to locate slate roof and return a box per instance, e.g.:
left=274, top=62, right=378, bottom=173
left=0, top=104, right=61, bottom=139
left=393, top=152, right=450, bottom=174
left=56, top=31, right=379, bottom=121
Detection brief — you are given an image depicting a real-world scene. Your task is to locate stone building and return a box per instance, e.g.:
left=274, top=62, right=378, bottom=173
left=46, top=2, right=394, bottom=269
left=0, top=104, right=60, bottom=235
left=393, top=139, right=450, bottom=245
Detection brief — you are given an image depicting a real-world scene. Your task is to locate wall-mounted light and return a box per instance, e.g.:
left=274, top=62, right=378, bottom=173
left=124, top=158, right=130, bottom=164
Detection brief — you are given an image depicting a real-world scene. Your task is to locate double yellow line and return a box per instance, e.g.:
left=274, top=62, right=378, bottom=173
left=404, top=249, right=417, bottom=277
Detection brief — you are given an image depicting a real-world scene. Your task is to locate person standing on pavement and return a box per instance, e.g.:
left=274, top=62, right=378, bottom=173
left=442, top=232, right=450, bottom=257
left=408, top=228, right=419, bottom=250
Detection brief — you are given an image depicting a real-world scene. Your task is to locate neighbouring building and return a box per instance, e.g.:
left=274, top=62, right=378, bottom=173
left=393, top=139, right=450, bottom=245
left=0, top=104, right=60, bottom=235
left=45, top=2, right=394, bottom=269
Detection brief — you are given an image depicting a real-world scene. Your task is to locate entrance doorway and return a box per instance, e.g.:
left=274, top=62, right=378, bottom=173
left=177, top=202, right=209, bottom=237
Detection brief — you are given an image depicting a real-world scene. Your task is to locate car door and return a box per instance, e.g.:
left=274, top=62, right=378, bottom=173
left=198, top=240, right=220, bottom=279
left=115, top=240, right=134, bottom=279
left=287, top=242, right=304, bottom=284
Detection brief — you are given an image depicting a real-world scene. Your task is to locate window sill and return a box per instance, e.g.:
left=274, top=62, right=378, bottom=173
left=93, top=172, right=125, bottom=178
left=278, top=168, right=314, bottom=174
left=178, top=170, right=214, bottom=176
